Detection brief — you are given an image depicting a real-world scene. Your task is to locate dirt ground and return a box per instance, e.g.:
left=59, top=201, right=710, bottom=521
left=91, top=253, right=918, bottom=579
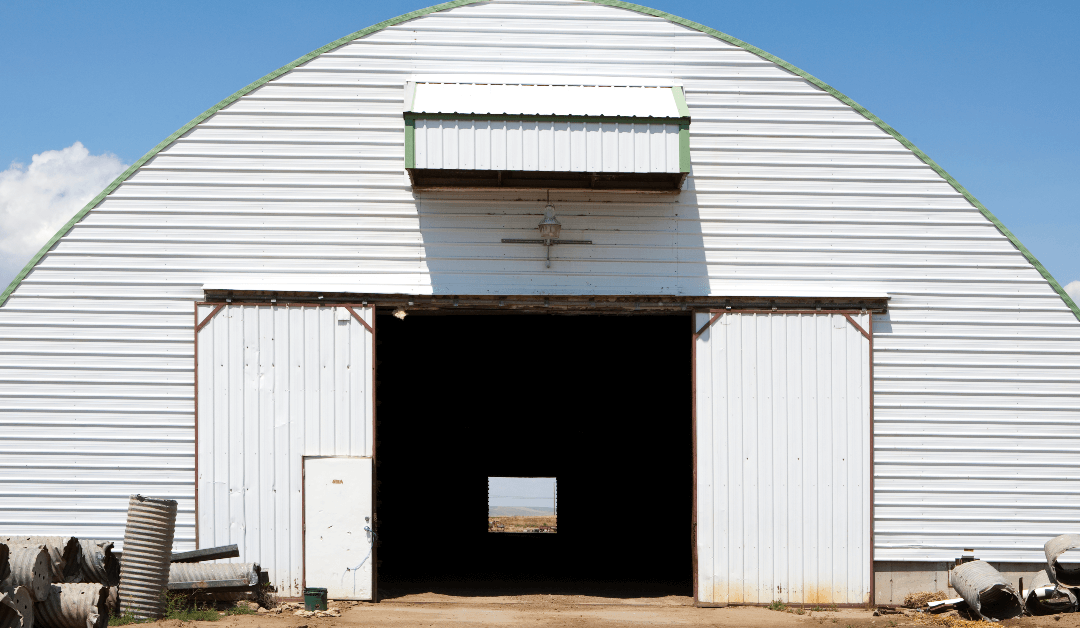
left=487, top=515, right=557, bottom=532
left=157, top=593, right=1080, bottom=628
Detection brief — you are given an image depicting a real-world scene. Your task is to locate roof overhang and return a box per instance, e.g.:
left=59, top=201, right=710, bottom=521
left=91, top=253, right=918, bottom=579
left=202, top=280, right=890, bottom=314
left=404, top=76, right=691, bottom=191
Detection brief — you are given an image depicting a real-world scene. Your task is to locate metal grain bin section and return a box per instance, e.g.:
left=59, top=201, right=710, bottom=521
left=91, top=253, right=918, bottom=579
left=0, top=585, right=33, bottom=628
left=118, top=495, right=177, bottom=619
left=950, top=560, right=1025, bottom=621
left=35, top=583, right=108, bottom=628
left=75, top=542, right=117, bottom=587
left=1024, top=568, right=1078, bottom=616
left=7, top=547, right=51, bottom=602
left=2, top=538, right=80, bottom=584
left=1046, top=535, right=1080, bottom=586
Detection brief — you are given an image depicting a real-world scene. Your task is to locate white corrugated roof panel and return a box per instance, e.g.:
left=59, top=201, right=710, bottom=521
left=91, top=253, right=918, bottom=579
left=408, top=81, right=684, bottom=118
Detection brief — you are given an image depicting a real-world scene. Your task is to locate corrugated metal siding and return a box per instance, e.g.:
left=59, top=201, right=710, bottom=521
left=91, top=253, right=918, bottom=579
left=196, top=304, right=374, bottom=597
left=410, top=82, right=682, bottom=117
left=0, top=0, right=1075, bottom=571
left=413, top=118, right=681, bottom=172
left=695, top=312, right=872, bottom=604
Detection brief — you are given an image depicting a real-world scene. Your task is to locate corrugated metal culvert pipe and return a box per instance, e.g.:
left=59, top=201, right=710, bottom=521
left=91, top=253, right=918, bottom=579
left=76, top=542, right=118, bottom=587
left=0, top=585, right=33, bottom=628
left=7, top=546, right=51, bottom=601
left=1024, top=568, right=1078, bottom=615
left=118, top=495, right=177, bottom=619
left=2, top=537, right=82, bottom=583
left=950, top=560, right=1025, bottom=621
left=1046, top=534, right=1080, bottom=586
left=167, top=563, right=260, bottom=600
left=35, top=583, right=108, bottom=628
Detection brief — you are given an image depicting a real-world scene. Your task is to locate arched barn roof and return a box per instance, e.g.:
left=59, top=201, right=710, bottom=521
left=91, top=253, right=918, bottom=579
left=1, top=0, right=1076, bottom=319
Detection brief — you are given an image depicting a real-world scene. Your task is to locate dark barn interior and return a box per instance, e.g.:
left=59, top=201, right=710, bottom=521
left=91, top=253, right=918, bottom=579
left=375, top=313, right=692, bottom=597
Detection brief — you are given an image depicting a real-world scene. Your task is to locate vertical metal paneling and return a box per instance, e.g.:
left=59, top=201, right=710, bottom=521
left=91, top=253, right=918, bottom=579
left=196, top=305, right=373, bottom=597
left=695, top=312, right=872, bottom=604
left=0, top=0, right=1075, bottom=572
left=414, top=118, right=680, bottom=172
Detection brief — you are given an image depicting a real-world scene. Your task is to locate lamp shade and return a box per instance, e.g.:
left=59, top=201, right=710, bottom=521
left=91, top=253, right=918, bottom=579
left=538, top=204, right=562, bottom=240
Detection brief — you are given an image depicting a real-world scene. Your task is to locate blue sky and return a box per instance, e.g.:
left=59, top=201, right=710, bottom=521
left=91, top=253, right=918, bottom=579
left=1, top=0, right=1077, bottom=297
left=489, top=477, right=557, bottom=511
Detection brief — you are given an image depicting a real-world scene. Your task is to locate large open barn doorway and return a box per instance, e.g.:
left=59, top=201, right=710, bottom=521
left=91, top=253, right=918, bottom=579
left=375, top=313, right=692, bottom=597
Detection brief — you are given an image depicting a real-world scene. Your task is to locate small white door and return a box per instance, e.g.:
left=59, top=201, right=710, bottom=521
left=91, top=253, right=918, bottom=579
left=304, top=456, right=374, bottom=600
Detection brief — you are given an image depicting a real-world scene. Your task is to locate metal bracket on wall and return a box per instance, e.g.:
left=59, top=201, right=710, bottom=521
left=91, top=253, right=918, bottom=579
left=343, top=305, right=374, bottom=334
left=842, top=313, right=871, bottom=341
left=195, top=304, right=225, bottom=333
left=693, top=309, right=873, bottom=341
left=693, top=312, right=724, bottom=339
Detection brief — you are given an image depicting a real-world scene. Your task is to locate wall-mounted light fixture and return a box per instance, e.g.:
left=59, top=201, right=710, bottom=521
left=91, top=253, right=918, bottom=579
left=502, top=200, right=592, bottom=268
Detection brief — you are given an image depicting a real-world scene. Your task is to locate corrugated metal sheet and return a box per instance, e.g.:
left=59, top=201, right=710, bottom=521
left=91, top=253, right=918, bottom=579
left=409, top=81, right=682, bottom=117
left=195, top=304, right=374, bottom=597
left=413, top=118, right=681, bottom=172
left=0, top=0, right=1075, bottom=577
left=694, top=311, right=872, bottom=604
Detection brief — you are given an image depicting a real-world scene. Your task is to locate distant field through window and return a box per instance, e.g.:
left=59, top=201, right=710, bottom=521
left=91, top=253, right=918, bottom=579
left=488, top=477, right=557, bottom=534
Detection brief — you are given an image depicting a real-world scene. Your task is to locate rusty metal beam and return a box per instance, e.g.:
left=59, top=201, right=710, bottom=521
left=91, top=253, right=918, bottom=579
left=343, top=305, right=374, bottom=334
left=195, top=304, right=225, bottom=333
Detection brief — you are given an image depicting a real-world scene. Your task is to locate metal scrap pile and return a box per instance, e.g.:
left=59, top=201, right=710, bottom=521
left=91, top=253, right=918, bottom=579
left=0, top=536, right=117, bottom=628
left=922, top=534, right=1080, bottom=622
left=0, top=494, right=269, bottom=627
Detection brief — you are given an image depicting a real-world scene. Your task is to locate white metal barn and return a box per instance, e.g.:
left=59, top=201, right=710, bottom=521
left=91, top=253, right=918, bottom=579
left=1, top=0, right=1077, bottom=607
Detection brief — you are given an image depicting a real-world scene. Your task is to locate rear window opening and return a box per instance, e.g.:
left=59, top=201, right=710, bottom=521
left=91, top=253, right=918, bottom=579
left=488, top=477, right=557, bottom=533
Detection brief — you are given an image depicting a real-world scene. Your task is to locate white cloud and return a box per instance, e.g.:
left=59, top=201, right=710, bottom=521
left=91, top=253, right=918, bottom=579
left=0, top=142, right=127, bottom=291
left=1066, top=280, right=1080, bottom=305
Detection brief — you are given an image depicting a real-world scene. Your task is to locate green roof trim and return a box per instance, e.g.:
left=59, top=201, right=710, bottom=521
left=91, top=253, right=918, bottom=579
left=3, top=0, right=1076, bottom=322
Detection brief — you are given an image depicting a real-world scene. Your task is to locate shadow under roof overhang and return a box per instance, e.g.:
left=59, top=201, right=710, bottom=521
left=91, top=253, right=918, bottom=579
left=404, top=78, right=691, bottom=192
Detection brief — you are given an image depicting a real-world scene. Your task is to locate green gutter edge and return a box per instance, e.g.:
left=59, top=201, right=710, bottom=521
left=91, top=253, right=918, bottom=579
left=3, top=0, right=1076, bottom=322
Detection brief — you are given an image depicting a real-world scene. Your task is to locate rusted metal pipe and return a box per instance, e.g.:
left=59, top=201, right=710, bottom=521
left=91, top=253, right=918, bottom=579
left=118, top=495, right=177, bottom=619
left=7, top=546, right=51, bottom=602
left=1046, top=535, right=1080, bottom=586
left=1024, top=568, right=1077, bottom=616
left=0, top=585, right=33, bottom=628
left=76, top=541, right=118, bottom=587
left=35, top=583, right=108, bottom=628
left=2, top=537, right=81, bottom=584
left=950, top=560, right=1025, bottom=621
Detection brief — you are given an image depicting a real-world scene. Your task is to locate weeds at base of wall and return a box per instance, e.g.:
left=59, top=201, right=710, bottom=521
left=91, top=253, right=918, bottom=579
left=768, top=600, right=839, bottom=616
left=162, top=591, right=220, bottom=622
left=107, top=592, right=258, bottom=625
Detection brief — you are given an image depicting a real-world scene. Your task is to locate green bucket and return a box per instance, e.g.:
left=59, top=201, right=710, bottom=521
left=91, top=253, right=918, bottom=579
left=303, top=587, right=328, bottom=611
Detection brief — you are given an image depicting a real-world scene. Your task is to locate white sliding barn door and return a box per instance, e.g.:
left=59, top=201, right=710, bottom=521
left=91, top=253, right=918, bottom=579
left=695, top=312, right=871, bottom=605
left=196, top=304, right=375, bottom=598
